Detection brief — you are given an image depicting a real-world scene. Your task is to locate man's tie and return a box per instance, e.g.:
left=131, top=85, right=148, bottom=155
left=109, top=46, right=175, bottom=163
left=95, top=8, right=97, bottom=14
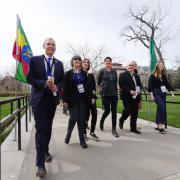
left=47, top=58, right=52, bottom=76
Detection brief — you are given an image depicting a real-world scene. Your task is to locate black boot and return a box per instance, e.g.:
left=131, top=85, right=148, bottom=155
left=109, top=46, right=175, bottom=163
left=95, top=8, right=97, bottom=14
left=100, top=121, right=104, bottom=131
left=112, top=129, right=119, bottom=137
left=119, top=118, right=124, bottom=129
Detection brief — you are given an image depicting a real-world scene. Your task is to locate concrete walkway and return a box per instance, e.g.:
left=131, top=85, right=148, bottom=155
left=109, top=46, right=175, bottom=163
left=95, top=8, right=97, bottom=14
left=2, top=106, right=180, bottom=180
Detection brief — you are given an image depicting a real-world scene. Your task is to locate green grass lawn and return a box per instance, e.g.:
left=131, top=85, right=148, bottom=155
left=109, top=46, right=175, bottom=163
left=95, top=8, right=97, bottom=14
left=96, top=93, right=180, bottom=128
left=1, top=94, right=180, bottom=128
left=0, top=96, right=28, bottom=144
left=0, top=97, right=21, bottom=120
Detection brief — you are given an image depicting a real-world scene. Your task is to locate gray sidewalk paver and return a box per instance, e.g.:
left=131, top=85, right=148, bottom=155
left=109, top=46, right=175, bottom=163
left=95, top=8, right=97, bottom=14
left=2, top=107, right=180, bottom=180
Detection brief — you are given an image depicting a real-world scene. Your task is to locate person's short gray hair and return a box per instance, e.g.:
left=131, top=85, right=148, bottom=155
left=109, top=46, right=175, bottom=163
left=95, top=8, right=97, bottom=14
left=43, top=37, right=56, bottom=46
left=127, top=61, right=135, bottom=67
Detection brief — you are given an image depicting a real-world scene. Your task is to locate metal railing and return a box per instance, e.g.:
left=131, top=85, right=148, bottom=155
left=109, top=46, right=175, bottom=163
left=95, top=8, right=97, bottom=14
left=0, top=96, right=31, bottom=180
left=140, top=93, right=180, bottom=129
left=0, top=96, right=30, bottom=148
left=141, top=93, right=180, bottom=104
left=99, top=92, right=180, bottom=129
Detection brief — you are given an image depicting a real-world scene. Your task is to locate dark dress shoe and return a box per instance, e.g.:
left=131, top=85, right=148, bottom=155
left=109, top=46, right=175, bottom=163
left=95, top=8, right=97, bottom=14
left=112, top=130, right=119, bottom=137
left=100, top=122, right=104, bottom=131
left=45, top=152, right=52, bottom=162
left=36, top=167, right=47, bottom=177
left=119, top=121, right=124, bottom=129
left=80, top=142, right=88, bottom=148
left=64, top=136, right=70, bottom=144
left=159, top=128, right=166, bottom=134
left=130, top=129, right=142, bottom=134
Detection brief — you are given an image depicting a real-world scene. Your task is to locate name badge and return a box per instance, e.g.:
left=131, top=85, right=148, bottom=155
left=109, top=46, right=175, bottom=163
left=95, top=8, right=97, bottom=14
left=161, top=86, right=167, bottom=93
left=77, top=84, right=85, bottom=93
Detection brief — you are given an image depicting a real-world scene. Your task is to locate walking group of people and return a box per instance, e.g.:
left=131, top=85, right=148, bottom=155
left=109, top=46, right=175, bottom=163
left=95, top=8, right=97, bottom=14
left=27, top=37, right=175, bottom=177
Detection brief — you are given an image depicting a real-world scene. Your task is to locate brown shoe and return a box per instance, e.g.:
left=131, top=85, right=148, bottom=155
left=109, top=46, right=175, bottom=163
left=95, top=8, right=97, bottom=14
left=36, top=167, right=47, bottom=177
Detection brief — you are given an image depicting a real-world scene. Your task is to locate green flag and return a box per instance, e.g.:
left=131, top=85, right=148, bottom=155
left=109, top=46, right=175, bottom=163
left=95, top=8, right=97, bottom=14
left=149, top=37, right=159, bottom=74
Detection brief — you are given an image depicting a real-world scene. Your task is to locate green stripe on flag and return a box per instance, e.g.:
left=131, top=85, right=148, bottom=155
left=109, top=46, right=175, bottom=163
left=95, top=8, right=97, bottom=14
left=149, top=37, right=158, bottom=74
left=15, top=63, right=27, bottom=83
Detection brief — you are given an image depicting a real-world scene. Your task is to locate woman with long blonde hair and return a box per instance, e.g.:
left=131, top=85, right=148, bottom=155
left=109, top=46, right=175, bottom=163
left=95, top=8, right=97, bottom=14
left=148, top=61, right=175, bottom=134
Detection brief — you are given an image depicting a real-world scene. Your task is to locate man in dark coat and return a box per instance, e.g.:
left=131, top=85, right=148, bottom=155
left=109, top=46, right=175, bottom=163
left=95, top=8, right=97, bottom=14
left=27, top=37, right=64, bottom=177
left=119, top=61, right=142, bottom=134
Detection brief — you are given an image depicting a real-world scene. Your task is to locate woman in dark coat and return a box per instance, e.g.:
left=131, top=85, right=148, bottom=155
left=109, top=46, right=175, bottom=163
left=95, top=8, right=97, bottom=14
left=63, top=55, right=91, bottom=148
left=97, top=57, right=119, bottom=137
left=82, top=58, right=99, bottom=141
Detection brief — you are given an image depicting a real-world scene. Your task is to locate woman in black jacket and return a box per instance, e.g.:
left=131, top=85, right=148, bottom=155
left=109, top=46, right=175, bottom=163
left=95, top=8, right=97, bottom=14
left=82, top=59, right=99, bottom=141
left=148, top=61, right=175, bottom=134
left=97, top=57, right=119, bottom=137
left=63, top=55, right=91, bottom=148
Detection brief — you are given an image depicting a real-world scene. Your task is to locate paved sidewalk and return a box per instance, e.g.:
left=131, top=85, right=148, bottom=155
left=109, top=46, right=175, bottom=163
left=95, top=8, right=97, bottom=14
left=1, top=116, right=34, bottom=180
left=2, top=107, right=180, bottom=180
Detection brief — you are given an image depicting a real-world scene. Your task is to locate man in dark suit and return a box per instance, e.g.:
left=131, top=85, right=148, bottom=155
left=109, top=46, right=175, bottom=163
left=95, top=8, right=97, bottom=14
left=27, top=37, right=64, bottom=177
left=119, top=61, right=142, bottom=134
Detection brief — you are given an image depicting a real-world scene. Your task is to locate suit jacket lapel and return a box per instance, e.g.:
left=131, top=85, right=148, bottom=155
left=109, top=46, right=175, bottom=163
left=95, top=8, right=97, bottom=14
left=53, top=58, right=58, bottom=78
left=40, top=55, right=46, bottom=78
left=127, top=71, right=135, bottom=88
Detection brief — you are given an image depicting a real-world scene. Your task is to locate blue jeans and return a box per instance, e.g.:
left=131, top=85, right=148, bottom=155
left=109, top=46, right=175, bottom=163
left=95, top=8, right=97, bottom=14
left=153, top=89, right=166, bottom=124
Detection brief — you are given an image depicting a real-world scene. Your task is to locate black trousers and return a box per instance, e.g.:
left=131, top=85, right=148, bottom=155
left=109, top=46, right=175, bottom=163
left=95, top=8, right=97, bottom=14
left=84, top=102, right=97, bottom=134
left=120, top=95, right=138, bottom=130
left=66, top=98, right=85, bottom=144
left=100, top=96, right=118, bottom=130
left=32, top=92, right=56, bottom=168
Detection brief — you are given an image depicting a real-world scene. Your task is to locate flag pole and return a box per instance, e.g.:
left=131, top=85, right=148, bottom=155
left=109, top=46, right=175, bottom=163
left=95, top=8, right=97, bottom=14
left=15, top=14, right=19, bottom=83
left=14, top=14, right=19, bottom=141
left=148, top=37, right=152, bottom=124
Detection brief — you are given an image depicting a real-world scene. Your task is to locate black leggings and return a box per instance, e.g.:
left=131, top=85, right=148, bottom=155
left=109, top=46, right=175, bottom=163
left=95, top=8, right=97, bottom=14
left=84, top=102, right=97, bottom=134
left=100, top=96, right=118, bottom=130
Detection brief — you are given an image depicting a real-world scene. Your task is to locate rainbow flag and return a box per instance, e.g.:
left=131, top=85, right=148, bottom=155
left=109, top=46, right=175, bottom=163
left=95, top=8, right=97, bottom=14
left=12, top=15, right=33, bottom=83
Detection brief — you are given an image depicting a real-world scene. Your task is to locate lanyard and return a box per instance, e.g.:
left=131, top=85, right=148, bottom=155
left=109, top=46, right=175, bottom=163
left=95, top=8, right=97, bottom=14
left=44, top=57, right=55, bottom=77
left=73, top=70, right=82, bottom=84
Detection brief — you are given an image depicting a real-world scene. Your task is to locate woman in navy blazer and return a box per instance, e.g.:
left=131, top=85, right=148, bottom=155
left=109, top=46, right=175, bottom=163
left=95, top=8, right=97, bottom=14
left=148, top=61, right=175, bottom=134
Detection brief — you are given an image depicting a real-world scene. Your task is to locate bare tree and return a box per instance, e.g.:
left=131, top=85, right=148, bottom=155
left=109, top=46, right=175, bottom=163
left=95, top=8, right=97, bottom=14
left=120, top=6, right=171, bottom=62
left=8, top=64, right=16, bottom=77
left=66, top=42, right=106, bottom=72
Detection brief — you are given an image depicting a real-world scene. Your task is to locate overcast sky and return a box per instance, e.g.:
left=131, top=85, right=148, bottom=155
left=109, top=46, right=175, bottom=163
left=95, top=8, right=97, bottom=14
left=0, top=0, right=180, bottom=74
